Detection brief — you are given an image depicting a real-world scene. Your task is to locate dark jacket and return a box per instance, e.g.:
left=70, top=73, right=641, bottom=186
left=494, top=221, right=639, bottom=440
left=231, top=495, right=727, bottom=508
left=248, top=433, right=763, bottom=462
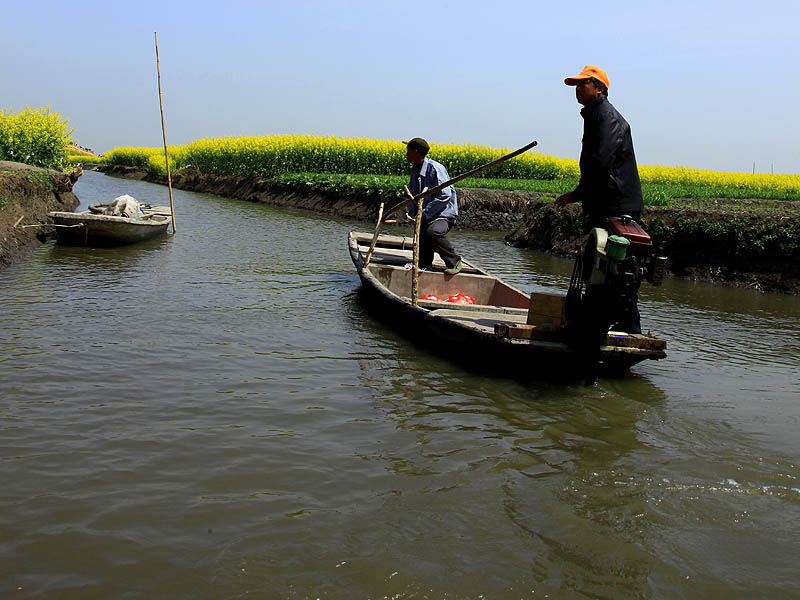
left=573, top=96, right=643, bottom=224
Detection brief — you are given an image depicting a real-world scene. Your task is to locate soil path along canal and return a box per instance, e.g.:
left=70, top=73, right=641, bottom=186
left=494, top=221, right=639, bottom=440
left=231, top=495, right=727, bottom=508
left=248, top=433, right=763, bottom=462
left=1, top=170, right=798, bottom=598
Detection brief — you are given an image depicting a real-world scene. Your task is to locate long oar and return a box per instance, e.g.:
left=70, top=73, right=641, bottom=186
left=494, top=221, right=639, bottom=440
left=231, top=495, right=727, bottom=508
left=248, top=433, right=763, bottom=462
left=362, top=139, right=538, bottom=268
left=154, top=32, right=176, bottom=234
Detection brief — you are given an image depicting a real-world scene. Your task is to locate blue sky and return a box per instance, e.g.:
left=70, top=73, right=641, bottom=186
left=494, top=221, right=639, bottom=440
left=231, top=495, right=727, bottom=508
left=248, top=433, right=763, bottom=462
left=2, top=0, right=797, bottom=174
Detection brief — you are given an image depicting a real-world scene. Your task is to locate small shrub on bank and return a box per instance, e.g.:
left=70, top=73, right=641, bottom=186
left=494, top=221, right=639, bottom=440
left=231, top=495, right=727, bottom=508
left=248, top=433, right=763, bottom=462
left=67, top=154, right=104, bottom=166
left=102, top=146, right=164, bottom=169
left=0, top=106, right=73, bottom=170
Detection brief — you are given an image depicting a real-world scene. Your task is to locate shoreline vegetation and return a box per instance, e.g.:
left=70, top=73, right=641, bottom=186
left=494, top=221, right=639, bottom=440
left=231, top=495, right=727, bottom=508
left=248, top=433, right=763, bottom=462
left=84, top=134, right=798, bottom=295
left=95, top=161, right=800, bottom=295
left=2, top=124, right=798, bottom=294
left=79, top=135, right=798, bottom=209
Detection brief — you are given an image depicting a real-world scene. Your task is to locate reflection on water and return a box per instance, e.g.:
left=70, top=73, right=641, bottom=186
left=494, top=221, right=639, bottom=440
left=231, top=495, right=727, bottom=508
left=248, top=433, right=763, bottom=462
left=0, top=171, right=798, bottom=598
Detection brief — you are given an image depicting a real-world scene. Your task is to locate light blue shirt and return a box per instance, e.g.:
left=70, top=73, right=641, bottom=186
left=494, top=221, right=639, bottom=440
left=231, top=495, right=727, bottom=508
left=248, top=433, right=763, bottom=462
left=408, top=157, right=458, bottom=221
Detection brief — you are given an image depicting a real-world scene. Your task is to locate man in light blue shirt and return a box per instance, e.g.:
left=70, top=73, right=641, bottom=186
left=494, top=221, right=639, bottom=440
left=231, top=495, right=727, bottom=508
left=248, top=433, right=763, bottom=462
left=405, top=137, right=462, bottom=275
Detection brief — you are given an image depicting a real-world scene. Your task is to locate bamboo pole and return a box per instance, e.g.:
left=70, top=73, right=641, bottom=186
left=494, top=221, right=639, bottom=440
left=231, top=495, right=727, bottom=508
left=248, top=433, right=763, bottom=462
left=154, top=32, right=176, bottom=233
left=411, top=190, right=425, bottom=307
left=361, top=201, right=384, bottom=268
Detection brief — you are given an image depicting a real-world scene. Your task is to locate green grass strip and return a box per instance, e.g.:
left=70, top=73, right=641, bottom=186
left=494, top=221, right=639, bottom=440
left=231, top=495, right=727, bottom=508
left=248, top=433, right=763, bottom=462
left=272, top=173, right=799, bottom=206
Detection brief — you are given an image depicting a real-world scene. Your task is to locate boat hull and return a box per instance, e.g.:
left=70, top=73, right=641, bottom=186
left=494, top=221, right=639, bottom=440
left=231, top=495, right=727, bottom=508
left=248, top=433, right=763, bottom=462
left=48, top=211, right=170, bottom=246
left=348, top=231, right=666, bottom=381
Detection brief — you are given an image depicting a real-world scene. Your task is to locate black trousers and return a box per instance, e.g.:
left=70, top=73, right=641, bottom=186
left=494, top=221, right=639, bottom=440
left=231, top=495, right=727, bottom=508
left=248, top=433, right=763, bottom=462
left=419, top=218, right=460, bottom=269
left=570, top=282, right=642, bottom=384
left=581, top=285, right=642, bottom=335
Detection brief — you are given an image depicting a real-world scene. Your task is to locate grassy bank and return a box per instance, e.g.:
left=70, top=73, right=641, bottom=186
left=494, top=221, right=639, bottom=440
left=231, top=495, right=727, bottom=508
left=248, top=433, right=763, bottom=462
left=505, top=200, right=800, bottom=294
left=96, top=134, right=799, bottom=293
left=271, top=172, right=800, bottom=206
left=100, top=134, right=800, bottom=201
left=98, top=162, right=800, bottom=294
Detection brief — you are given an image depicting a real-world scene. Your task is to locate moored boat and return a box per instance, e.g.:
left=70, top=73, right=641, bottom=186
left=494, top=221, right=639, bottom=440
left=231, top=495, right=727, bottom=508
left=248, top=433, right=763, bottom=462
left=348, top=230, right=666, bottom=380
left=48, top=201, right=171, bottom=246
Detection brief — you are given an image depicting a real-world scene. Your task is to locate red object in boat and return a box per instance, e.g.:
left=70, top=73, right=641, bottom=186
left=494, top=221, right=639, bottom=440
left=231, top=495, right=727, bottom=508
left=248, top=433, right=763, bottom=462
left=420, top=294, right=442, bottom=301
left=447, top=293, right=475, bottom=304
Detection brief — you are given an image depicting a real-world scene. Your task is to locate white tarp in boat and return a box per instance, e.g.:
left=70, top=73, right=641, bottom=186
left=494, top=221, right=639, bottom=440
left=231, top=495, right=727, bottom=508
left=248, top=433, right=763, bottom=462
left=105, top=194, right=143, bottom=220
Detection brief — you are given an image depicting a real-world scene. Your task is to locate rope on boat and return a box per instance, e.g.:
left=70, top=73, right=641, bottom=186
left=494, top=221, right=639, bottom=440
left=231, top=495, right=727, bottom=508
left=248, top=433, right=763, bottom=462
left=14, top=222, right=85, bottom=229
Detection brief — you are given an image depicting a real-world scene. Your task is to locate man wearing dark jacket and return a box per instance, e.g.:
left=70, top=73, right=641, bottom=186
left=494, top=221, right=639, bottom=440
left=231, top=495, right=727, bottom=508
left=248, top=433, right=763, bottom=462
left=555, top=65, right=644, bottom=227
left=556, top=66, right=644, bottom=376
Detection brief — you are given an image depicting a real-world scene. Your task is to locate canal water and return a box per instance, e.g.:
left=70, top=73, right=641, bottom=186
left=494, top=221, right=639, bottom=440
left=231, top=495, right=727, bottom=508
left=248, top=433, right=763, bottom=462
left=1, top=170, right=798, bottom=599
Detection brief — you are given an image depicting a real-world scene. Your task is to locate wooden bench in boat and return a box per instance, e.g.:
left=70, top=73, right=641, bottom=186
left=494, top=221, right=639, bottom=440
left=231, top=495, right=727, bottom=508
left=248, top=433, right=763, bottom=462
left=351, top=232, right=482, bottom=273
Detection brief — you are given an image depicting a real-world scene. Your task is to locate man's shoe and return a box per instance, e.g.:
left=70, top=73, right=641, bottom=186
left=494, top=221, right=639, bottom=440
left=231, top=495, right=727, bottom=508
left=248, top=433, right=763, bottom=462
left=444, top=260, right=462, bottom=275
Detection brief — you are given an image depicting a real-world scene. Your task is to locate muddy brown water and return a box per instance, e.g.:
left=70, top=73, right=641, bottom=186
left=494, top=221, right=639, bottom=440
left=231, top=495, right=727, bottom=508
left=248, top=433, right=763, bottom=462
left=1, top=170, right=798, bottom=599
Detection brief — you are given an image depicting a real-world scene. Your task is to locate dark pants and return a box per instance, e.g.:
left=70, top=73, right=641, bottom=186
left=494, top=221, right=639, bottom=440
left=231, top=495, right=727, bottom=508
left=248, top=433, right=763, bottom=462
left=580, top=285, right=641, bottom=336
left=570, top=286, right=629, bottom=385
left=615, top=294, right=641, bottom=334
left=419, top=218, right=460, bottom=269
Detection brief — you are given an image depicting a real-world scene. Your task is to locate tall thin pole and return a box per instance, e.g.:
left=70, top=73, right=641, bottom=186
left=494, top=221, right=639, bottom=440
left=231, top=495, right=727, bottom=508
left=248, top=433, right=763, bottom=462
left=155, top=32, right=176, bottom=233
left=411, top=192, right=425, bottom=307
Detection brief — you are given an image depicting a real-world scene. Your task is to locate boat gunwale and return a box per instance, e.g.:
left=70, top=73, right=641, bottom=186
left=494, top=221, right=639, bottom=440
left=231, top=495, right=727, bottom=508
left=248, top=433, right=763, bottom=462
left=48, top=211, right=171, bottom=226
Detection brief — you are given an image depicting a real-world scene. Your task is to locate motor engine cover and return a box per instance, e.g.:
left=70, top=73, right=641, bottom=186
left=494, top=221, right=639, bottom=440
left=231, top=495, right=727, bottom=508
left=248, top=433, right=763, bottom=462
left=606, top=216, right=652, bottom=249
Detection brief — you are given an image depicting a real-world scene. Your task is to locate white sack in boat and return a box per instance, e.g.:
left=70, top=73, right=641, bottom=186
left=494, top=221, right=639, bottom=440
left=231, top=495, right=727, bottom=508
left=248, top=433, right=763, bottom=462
left=106, top=194, right=143, bottom=220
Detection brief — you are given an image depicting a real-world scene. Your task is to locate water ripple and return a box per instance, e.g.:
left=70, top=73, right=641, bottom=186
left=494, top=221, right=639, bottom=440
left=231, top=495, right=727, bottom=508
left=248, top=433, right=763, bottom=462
left=1, top=172, right=798, bottom=598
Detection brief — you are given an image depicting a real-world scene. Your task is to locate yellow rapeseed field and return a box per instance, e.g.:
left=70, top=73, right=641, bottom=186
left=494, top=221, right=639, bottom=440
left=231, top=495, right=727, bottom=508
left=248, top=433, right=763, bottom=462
left=638, top=164, right=799, bottom=194
left=103, top=134, right=799, bottom=196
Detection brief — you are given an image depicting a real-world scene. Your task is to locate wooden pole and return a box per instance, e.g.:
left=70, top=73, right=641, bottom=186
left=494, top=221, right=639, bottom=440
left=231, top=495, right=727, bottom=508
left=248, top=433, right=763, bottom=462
left=411, top=190, right=425, bottom=307
left=154, top=32, right=176, bottom=233
left=360, top=201, right=385, bottom=269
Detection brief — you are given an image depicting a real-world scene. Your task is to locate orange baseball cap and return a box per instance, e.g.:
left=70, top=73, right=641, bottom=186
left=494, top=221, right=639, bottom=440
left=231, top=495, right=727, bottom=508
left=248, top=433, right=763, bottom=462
left=564, top=65, right=610, bottom=89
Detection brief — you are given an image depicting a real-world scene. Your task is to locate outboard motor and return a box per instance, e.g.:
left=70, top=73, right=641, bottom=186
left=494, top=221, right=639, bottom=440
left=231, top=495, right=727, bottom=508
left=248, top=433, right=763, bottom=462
left=582, top=216, right=666, bottom=294
left=565, top=215, right=667, bottom=382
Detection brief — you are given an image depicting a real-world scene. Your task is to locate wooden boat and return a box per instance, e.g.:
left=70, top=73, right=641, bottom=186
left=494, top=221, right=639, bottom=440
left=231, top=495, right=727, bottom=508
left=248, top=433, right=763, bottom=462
left=48, top=204, right=171, bottom=246
left=348, top=231, right=666, bottom=380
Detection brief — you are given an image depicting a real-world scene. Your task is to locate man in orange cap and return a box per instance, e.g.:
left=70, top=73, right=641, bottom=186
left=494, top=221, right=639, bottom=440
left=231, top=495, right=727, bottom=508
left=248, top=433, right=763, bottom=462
left=554, top=65, right=643, bottom=227
left=556, top=65, right=645, bottom=352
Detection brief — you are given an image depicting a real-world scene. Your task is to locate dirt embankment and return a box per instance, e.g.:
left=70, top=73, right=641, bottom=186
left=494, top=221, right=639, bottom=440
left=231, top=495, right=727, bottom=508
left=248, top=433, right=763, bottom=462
left=0, top=161, right=80, bottom=270
left=506, top=200, right=800, bottom=295
left=99, top=165, right=548, bottom=229
left=98, top=165, right=800, bottom=294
